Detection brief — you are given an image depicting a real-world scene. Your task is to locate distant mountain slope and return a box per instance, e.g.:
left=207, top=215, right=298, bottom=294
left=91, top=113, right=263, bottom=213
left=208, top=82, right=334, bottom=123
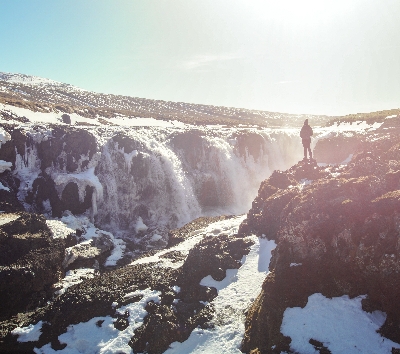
left=0, top=72, right=331, bottom=127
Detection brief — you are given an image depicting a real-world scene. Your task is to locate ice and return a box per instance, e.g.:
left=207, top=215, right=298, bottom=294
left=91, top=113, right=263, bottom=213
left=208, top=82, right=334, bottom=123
left=281, top=293, right=400, bottom=354
left=0, top=127, right=11, bottom=146
left=51, top=167, right=103, bottom=218
left=134, top=216, right=148, bottom=233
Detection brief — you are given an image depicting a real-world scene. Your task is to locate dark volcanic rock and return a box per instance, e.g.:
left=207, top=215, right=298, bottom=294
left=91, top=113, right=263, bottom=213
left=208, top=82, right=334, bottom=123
left=0, top=217, right=253, bottom=353
left=37, top=125, right=97, bottom=173
left=0, top=171, right=24, bottom=213
left=168, top=215, right=230, bottom=247
left=241, top=137, right=400, bottom=353
left=0, top=212, right=65, bottom=320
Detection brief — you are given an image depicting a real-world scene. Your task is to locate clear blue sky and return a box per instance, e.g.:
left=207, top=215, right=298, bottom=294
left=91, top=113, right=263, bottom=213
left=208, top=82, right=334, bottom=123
left=1, top=0, right=400, bottom=115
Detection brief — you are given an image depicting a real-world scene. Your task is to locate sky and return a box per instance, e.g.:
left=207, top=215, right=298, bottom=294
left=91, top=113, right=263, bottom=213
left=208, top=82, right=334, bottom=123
left=1, top=0, right=400, bottom=116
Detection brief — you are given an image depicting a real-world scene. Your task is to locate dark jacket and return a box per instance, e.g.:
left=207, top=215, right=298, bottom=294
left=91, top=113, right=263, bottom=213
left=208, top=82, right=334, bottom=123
left=300, top=124, right=313, bottom=146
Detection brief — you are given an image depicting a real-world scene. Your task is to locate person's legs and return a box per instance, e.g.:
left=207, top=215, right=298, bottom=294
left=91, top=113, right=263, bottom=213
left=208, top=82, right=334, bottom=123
left=308, top=146, right=312, bottom=159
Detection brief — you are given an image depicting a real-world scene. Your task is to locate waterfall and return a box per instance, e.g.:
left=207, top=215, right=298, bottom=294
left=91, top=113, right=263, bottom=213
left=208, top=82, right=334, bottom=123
left=92, top=126, right=302, bottom=238
left=7, top=124, right=303, bottom=240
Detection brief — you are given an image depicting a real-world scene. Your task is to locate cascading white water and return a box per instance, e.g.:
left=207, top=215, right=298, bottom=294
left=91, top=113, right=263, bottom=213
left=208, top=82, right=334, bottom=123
left=6, top=122, right=303, bottom=241
left=92, top=126, right=302, bottom=239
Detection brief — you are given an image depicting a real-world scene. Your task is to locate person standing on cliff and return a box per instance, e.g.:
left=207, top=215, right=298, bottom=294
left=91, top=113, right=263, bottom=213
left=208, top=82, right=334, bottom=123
left=300, top=119, right=313, bottom=160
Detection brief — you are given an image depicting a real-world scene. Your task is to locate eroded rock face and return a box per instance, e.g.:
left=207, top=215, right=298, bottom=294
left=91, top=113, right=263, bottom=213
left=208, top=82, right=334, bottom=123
left=241, top=136, right=400, bottom=353
left=0, top=212, right=65, bottom=320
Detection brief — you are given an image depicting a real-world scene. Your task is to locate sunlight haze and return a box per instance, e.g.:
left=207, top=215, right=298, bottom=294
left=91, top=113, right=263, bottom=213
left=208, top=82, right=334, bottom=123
left=1, top=0, right=399, bottom=115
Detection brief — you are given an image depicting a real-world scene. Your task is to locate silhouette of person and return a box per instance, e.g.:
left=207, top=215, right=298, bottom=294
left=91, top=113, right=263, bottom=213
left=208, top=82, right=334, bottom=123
left=300, top=119, right=313, bottom=160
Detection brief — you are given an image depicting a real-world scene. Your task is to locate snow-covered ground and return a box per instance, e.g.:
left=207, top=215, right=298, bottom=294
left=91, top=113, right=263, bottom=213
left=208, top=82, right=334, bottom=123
left=12, top=216, right=276, bottom=354
left=165, top=237, right=276, bottom=353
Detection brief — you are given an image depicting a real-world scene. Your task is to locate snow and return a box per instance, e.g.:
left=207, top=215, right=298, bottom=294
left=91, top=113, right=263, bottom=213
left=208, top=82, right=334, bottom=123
left=172, top=285, right=181, bottom=293
left=0, top=213, right=20, bottom=226
left=48, top=214, right=126, bottom=268
left=0, top=127, right=11, bottom=146
left=0, top=72, right=60, bottom=85
left=54, top=268, right=95, bottom=296
left=165, top=237, right=276, bottom=353
left=0, top=160, right=12, bottom=173
left=340, top=153, right=353, bottom=164
left=328, top=120, right=384, bottom=132
left=12, top=321, right=45, bottom=342
left=30, top=216, right=268, bottom=353
left=298, top=179, right=312, bottom=190
left=290, top=262, right=302, bottom=267
left=104, top=238, right=126, bottom=267
left=46, top=220, right=75, bottom=239
left=34, top=289, right=161, bottom=354
left=132, top=215, right=246, bottom=269
left=108, top=116, right=185, bottom=128
left=281, top=293, right=400, bottom=354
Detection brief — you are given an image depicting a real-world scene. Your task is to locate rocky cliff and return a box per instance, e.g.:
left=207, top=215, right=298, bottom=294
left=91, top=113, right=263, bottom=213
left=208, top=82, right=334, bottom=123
left=240, top=127, right=400, bottom=353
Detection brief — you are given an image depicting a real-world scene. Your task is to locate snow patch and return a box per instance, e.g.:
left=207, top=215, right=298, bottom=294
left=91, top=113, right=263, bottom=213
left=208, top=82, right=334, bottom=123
left=54, top=268, right=95, bottom=296
left=132, top=215, right=246, bottom=269
left=0, top=160, right=12, bottom=173
left=46, top=220, right=75, bottom=239
left=0, top=213, right=20, bottom=226
left=281, top=293, right=400, bottom=354
left=12, top=321, right=45, bottom=342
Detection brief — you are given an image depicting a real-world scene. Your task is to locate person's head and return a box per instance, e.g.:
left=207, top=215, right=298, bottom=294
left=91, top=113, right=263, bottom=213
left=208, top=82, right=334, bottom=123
left=304, top=119, right=309, bottom=125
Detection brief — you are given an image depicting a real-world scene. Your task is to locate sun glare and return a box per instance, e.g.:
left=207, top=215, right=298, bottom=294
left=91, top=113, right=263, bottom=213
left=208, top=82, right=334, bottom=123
left=247, top=0, right=355, bottom=25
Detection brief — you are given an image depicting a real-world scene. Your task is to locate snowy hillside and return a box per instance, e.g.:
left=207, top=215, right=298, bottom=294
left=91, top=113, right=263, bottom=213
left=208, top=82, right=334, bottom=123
left=0, top=72, right=332, bottom=127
